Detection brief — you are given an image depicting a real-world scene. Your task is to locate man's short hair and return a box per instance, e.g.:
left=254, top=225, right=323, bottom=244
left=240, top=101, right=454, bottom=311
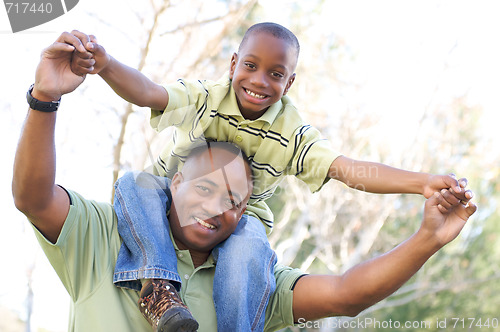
left=186, top=141, right=254, bottom=182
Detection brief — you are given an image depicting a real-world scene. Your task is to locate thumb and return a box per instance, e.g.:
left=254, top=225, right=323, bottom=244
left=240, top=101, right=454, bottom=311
left=85, top=41, right=106, bottom=57
left=426, top=191, right=442, bottom=208
left=459, top=201, right=477, bottom=221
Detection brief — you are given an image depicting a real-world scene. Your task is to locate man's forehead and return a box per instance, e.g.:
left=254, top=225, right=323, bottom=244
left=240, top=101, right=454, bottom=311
left=190, top=149, right=250, bottom=198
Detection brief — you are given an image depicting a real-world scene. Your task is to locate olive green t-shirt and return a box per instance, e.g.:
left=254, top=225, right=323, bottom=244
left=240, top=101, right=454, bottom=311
left=31, top=189, right=303, bottom=331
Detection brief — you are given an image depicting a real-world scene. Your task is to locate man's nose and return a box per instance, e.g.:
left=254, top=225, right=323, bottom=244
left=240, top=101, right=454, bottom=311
left=201, top=195, right=224, bottom=218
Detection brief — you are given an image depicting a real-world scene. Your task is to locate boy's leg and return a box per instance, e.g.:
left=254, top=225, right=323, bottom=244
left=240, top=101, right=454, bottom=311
left=113, top=171, right=198, bottom=331
left=212, top=214, right=277, bottom=332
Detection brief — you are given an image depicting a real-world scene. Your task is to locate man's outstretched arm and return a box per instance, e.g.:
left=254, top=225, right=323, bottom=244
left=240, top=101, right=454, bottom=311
left=12, top=32, right=87, bottom=243
left=292, top=188, right=477, bottom=321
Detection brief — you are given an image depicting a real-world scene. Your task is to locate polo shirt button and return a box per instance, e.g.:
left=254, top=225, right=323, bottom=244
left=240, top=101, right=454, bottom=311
left=235, top=135, right=243, bottom=142
left=178, top=253, right=183, bottom=258
left=184, top=274, right=190, bottom=280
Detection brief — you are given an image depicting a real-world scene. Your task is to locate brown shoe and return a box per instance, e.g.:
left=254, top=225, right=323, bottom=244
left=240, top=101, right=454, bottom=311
left=138, top=279, right=199, bottom=332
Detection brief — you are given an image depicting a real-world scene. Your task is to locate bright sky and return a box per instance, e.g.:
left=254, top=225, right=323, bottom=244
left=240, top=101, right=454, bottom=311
left=1, top=0, right=500, bottom=331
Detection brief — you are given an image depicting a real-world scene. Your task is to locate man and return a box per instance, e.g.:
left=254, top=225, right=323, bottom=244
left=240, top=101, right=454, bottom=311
left=12, top=32, right=477, bottom=332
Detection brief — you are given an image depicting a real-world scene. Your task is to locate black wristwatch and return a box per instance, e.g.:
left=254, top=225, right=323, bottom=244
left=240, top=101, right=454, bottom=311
left=26, top=84, right=61, bottom=112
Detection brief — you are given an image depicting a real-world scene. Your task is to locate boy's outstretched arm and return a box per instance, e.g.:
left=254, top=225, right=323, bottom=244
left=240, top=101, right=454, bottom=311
left=328, top=155, right=470, bottom=199
left=291, top=187, right=477, bottom=321
left=70, top=30, right=169, bottom=111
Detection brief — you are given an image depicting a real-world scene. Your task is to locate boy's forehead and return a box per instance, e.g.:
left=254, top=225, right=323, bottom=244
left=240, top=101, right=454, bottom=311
left=240, top=32, right=298, bottom=67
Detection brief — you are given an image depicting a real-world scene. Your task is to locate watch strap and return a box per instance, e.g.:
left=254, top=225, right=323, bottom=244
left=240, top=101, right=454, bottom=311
left=26, top=84, right=61, bottom=112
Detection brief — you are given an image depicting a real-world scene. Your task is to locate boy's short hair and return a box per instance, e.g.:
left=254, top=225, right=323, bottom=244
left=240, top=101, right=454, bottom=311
left=239, top=22, right=300, bottom=59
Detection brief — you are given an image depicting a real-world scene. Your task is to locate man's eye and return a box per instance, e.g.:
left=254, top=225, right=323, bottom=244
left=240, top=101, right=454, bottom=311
left=245, top=63, right=256, bottom=69
left=196, top=185, right=210, bottom=193
left=224, top=198, right=240, bottom=210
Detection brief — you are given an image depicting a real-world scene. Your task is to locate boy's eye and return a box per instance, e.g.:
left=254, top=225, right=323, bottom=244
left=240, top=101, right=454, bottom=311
left=244, top=63, right=256, bottom=69
left=271, top=72, right=284, bottom=78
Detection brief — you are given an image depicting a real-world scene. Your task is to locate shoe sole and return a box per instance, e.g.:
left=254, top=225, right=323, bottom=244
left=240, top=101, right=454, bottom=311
left=157, top=307, right=199, bottom=332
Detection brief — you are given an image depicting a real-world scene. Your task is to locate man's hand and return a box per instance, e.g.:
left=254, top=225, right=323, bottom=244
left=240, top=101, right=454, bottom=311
left=420, top=186, right=477, bottom=248
left=33, top=32, right=89, bottom=101
left=70, top=30, right=110, bottom=76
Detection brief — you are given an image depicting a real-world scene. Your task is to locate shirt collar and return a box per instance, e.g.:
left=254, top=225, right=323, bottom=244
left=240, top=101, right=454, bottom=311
left=168, top=227, right=216, bottom=268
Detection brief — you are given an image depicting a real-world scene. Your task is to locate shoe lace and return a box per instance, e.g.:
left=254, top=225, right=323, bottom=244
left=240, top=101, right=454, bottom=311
left=139, top=280, right=185, bottom=327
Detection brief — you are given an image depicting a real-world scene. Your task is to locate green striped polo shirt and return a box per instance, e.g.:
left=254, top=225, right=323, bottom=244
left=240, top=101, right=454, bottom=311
left=151, top=74, right=340, bottom=231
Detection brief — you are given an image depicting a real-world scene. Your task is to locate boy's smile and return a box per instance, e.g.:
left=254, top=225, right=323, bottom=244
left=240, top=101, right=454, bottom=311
left=229, top=31, right=297, bottom=120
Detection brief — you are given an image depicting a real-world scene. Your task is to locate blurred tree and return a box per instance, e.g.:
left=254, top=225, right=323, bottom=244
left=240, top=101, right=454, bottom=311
left=86, top=0, right=499, bottom=331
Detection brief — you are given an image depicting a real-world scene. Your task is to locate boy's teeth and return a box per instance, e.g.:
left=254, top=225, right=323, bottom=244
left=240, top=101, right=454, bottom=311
left=195, top=217, right=215, bottom=229
left=246, top=89, right=265, bottom=99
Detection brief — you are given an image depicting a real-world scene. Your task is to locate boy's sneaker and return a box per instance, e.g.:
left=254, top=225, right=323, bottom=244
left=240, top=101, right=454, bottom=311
left=138, top=279, right=199, bottom=332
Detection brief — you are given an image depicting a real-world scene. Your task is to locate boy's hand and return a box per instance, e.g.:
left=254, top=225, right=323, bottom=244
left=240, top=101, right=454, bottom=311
left=423, top=174, right=470, bottom=201
left=70, top=30, right=110, bottom=76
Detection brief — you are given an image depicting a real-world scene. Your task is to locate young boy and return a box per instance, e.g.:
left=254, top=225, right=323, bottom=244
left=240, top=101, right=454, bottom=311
left=71, top=22, right=468, bottom=332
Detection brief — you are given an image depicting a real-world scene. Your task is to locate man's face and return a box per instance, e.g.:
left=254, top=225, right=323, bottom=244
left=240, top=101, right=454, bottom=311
left=229, top=31, right=297, bottom=120
left=169, top=148, right=252, bottom=253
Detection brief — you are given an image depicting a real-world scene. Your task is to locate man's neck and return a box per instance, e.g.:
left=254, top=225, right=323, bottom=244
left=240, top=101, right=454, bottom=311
left=172, top=237, right=210, bottom=268
left=189, top=251, right=210, bottom=268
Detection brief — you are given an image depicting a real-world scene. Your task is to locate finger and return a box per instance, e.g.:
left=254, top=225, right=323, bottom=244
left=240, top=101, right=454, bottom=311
left=436, top=190, right=452, bottom=210
left=446, top=173, right=462, bottom=194
left=72, top=57, right=96, bottom=75
left=427, top=191, right=442, bottom=208
left=71, top=29, right=92, bottom=50
left=56, top=31, right=87, bottom=53
left=441, top=188, right=461, bottom=207
left=458, top=177, right=468, bottom=189
left=44, top=41, right=77, bottom=55
left=464, top=201, right=478, bottom=218
left=460, top=189, right=474, bottom=205
left=437, top=203, right=449, bottom=214
left=89, top=34, right=98, bottom=44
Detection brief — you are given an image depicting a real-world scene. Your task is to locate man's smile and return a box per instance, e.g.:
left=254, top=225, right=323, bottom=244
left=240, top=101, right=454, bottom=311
left=194, top=216, right=216, bottom=230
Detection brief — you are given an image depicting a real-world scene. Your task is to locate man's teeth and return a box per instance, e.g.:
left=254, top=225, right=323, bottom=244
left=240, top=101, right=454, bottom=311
left=246, top=89, right=265, bottom=99
left=195, top=217, right=215, bottom=229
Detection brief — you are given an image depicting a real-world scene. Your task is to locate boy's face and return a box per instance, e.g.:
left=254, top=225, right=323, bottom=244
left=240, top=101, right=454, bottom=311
left=169, top=148, right=252, bottom=254
left=229, top=31, right=297, bottom=120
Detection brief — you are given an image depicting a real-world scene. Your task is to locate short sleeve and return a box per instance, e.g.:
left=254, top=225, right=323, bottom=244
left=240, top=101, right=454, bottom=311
left=150, top=79, right=208, bottom=133
left=264, top=264, right=306, bottom=331
left=287, top=125, right=341, bottom=193
left=30, top=190, right=119, bottom=301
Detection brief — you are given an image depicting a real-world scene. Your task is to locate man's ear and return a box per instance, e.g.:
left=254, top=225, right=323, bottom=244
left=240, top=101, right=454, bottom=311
left=229, top=53, right=238, bottom=79
left=170, top=172, right=184, bottom=195
left=283, top=73, right=296, bottom=95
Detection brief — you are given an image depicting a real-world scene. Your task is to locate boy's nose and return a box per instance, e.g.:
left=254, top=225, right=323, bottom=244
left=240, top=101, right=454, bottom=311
left=250, top=71, right=268, bottom=88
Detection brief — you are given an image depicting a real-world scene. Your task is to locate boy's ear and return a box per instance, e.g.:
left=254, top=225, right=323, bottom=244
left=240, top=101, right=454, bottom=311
left=283, top=73, right=296, bottom=95
left=229, top=52, right=238, bottom=79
